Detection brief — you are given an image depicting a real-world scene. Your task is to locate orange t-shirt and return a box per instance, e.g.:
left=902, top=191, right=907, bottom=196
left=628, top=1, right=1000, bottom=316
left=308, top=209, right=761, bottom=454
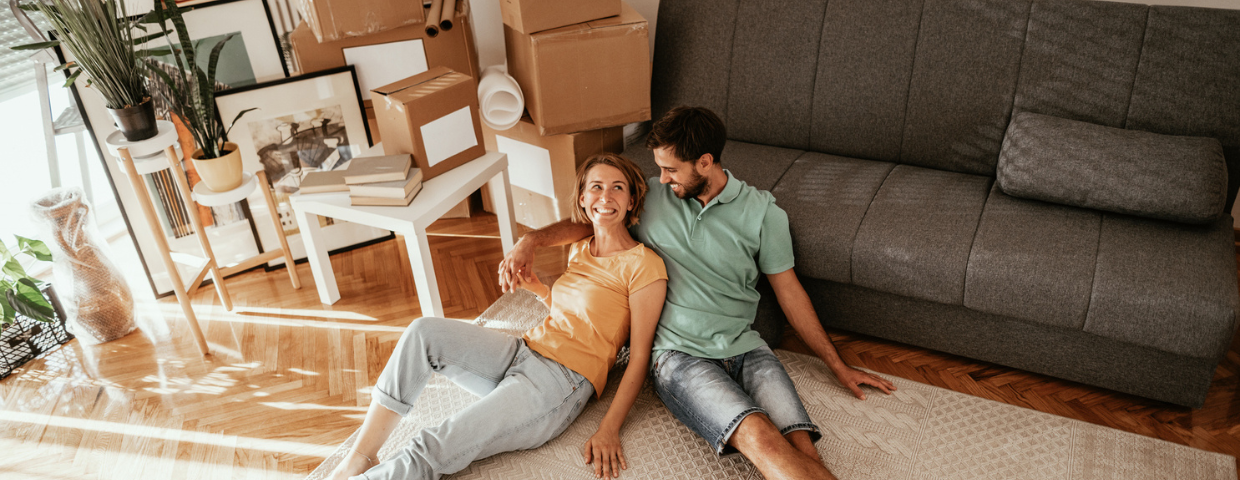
left=523, top=237, right=667, bottom=396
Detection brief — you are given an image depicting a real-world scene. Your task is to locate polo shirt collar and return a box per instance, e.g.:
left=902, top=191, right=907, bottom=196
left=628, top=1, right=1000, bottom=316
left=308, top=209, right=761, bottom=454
left=711, top=170, right=742, bottom=206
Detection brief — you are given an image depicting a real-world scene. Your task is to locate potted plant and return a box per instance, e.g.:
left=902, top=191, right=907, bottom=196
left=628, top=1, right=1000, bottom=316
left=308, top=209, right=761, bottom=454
left=11, top=0, right=162, bottom=141
left=0, top=235, right=73, bottom=380
left=0, top=236, right=55, bottom=325
left=144, top=0, right=255, bottom=192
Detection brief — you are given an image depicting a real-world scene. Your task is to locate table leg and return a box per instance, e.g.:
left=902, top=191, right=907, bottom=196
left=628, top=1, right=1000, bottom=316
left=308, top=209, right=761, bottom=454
left=404, top=229, right=443, bottom=318
left=487, top=169, right=517, bottom=254
left=297, top=206, right=339, bottom=304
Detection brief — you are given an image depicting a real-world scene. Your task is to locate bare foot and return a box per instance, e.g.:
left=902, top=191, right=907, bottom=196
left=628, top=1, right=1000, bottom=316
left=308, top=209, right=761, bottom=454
left=328, top=450, right=374, bottom=480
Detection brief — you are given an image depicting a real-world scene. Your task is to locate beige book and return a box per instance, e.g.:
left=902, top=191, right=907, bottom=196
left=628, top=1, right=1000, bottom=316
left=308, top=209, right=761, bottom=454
left=347, top=168, right=423, bottom=199
left=343, top=154, right=412, bottom=184
left=298, top=170, right=350, bottom=194
left=350, top=182, right=423, bottom=206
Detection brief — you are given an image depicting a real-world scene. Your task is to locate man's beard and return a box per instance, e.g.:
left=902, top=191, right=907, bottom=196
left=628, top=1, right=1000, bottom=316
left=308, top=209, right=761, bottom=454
left=674, top=170, right=709, bottom=199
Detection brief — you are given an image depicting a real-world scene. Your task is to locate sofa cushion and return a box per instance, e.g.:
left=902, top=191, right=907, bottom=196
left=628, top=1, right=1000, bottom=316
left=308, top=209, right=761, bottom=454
left=725, top=0, right=827, bottom=150
left=997, top=112, right=1227, bottom=224
left=964, top=185, right=1100, bottom=330
left=648, top=0, right=738, bottom=122
left=1084, top=214, right=1238, bottom=358
left=852, top=165, right=992, bottom=305
left=1126, top=6, right=1240, bottom=212
left=899, top=0, right=1030, bottom=176
left=809, top=0, right=921, bottom=163
left=1013, top=0, right=1146, bottom=128
left=622, top=136, right=801, bottom=192
left=771, top=153, right=896, bottom=283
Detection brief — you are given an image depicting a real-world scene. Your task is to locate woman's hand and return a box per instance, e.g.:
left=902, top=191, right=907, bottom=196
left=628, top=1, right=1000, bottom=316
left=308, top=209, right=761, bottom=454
left=513, top=272, right=548, bottom=298
left=583, top=427, right=627, bottom=478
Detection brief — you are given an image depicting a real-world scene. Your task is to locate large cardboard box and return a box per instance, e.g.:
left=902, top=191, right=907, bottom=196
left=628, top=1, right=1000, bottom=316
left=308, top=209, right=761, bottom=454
left=290, top=1, right=479, bottom=97
left=505, top=1, right=650, bottom=136
left=482, top=116, right=623, bottom=228
left=373, top=67, right=486, bottom=181
left=500, top=0, right=620, bottom=35
left=298, top=0, right=424, bottom=43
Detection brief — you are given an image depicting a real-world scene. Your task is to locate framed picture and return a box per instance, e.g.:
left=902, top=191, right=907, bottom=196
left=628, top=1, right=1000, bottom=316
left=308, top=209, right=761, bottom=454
left=138, top=0, right=289, bottom=86
left=215, top=66, right=389, bottom=267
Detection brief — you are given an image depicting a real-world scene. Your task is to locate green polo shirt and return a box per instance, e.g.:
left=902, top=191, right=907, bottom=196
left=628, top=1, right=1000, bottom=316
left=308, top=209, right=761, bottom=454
left=632, top=170, right=795, bottom=360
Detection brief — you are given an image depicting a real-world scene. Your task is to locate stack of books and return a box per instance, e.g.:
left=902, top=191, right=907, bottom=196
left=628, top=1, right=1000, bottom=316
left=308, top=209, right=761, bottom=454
left=298, top=154, right=424, bottom=206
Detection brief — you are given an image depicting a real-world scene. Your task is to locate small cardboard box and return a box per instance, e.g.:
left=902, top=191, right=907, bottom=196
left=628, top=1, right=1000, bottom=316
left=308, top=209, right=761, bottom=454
left=505, top=1, right=651, bottom=136
left=289, top=1, right=479, bottom=94
left=298, top=0, right=424, bottom=43
left=500, top=0, right=620, bottom=35
left=373, top=67, right=486, bottom=181
left=481, top=116, right=624, bottom=228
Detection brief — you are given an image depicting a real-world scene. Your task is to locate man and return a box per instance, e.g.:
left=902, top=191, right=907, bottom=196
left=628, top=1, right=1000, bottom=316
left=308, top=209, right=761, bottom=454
left=498, top=106, right=894, bottom=480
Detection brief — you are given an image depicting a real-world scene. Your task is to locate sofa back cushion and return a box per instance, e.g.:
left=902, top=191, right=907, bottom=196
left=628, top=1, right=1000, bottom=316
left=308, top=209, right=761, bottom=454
left=997, top=112, right=1227, bottom=224
left=649, top=0, right=1240, bottom=209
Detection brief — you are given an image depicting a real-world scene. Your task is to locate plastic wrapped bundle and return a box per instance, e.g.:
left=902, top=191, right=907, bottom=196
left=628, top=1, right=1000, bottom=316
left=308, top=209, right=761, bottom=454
left=31, top=188, right=135, bottom=344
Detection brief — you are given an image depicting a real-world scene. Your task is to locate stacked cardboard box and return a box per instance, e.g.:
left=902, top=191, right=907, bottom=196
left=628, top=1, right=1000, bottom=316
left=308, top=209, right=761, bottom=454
left=504, top=0, right=650, bottom=136
left=289, top=0, right=480, bottom=142
left=372, top=67, right=486, bottom=182
left=298, top=0, right=425, bottom=43
left=482, top=116, right=623, bottom=228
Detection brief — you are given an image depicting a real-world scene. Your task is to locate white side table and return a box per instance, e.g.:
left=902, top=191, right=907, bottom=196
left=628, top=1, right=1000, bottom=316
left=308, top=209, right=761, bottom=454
left=289, top=151, right=516, bottom=317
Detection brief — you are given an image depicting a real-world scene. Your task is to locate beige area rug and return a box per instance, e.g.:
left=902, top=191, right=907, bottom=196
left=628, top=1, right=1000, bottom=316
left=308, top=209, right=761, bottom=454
left=307, top=292, right=1236, bottom=480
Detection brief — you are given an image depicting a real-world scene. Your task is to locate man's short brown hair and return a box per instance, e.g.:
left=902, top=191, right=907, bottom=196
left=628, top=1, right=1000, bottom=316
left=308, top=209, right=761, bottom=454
left=570, top=153, right=648, bottom=227
left=645, top=106, right=726, bottom=165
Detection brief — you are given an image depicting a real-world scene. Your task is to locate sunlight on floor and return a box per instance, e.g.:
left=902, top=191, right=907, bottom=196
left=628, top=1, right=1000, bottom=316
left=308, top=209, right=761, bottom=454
left=1, top=411, right=338, bottom=457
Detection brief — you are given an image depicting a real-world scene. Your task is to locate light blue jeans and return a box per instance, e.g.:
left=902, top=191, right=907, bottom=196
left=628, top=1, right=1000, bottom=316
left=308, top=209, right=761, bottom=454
left=358, top=317, right=594, bottom=480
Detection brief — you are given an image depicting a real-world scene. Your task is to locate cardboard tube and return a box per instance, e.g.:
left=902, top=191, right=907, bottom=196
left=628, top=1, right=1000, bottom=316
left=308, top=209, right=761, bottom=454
left=439, top=0, right=456, bottom=31
left=425, top=0, right=442, bottom=37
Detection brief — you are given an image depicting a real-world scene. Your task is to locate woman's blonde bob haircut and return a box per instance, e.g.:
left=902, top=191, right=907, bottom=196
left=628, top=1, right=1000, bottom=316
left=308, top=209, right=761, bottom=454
left=570, top=153, right=648, bottom=228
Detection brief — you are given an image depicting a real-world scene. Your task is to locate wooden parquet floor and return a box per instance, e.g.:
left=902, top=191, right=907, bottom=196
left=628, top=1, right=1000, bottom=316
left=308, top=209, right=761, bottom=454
left=1, top=212, right=1237, bottom=479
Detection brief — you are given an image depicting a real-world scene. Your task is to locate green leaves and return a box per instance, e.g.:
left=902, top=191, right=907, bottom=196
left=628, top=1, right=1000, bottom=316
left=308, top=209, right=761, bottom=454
left=15, top=0, right=149, bottom=109
left=17, top=237, right=52, bottom=262
left=0, top=237, right=54, bottom=326
left=147, top=0, right=252, bottom=160
left=9, top=40, right=62, bottom=51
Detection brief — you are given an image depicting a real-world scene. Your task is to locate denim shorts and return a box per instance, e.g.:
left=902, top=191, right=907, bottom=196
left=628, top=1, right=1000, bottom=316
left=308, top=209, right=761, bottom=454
left=651, top=345, right=821, bottom=455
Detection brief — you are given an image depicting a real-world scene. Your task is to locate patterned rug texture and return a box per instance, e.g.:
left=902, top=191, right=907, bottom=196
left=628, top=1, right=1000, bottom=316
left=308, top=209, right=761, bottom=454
left=307, top=291, right=1236, bottom=480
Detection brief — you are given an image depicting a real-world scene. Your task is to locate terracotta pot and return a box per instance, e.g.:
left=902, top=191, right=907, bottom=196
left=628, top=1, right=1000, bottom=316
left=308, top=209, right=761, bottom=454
left=106, top=97, right=158, bottom=142
left=191, top=143, right=244, bottom=191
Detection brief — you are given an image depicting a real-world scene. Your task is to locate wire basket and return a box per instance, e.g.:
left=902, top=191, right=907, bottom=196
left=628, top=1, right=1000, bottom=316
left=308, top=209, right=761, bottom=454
left=0, top=285, right=73, bottom=380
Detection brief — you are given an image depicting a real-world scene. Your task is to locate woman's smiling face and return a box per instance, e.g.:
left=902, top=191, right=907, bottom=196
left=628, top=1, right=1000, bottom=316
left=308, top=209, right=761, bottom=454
left=579, top=164, right=633, bottom=229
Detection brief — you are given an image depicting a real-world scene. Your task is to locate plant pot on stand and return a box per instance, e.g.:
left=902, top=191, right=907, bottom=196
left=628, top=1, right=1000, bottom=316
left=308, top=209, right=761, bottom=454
left=106, top=97, right=159, bottom=142
left=191, top=142, right=244, bottom=192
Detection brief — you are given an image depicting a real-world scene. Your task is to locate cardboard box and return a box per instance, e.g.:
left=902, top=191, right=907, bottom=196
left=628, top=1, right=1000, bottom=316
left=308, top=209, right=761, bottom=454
left=505, top=1, right=650, bottom=136
left=290, top=1, right=479, bottom=92
left=481, top=116, right=623, bottom=228
left=298, top=0, right=424, bottom=43
left=501, top=0, right=620, bottom=35
left=373, top=67, right=486, bottom=182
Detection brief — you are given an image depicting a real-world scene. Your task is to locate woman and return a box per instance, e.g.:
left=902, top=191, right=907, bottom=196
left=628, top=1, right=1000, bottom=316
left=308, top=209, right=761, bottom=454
left=330, top=153, right=667, bottom=480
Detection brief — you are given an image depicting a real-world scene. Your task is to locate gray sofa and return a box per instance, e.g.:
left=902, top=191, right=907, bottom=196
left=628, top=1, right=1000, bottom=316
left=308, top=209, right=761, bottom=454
left=621, top=0, right=1240, bottom=408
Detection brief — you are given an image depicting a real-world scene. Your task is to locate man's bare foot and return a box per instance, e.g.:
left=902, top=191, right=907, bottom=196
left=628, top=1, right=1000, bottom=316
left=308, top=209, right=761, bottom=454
left=328, top=449, right=374, bottom=480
